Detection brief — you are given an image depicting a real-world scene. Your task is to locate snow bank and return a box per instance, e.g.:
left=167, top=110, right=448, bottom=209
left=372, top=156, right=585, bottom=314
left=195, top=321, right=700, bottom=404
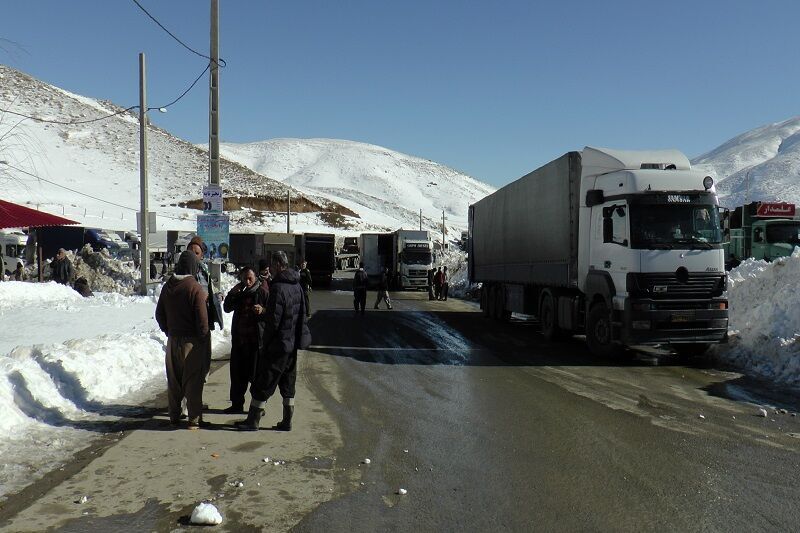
left=713, top=249, right=800, bottom=386
left=435, top=247, right=477, bottom=299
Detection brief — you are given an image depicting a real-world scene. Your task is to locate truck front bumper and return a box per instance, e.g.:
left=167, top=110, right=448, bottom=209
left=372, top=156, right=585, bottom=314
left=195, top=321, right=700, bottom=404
left=401, top=276, right=429, bottom=289
left=619, top=298, right=729, bottom=346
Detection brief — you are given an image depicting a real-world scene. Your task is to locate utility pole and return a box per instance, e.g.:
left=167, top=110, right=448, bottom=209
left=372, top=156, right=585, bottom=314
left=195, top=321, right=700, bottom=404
left=442, top=210, right=446, bottom=250
left=138, top=52, right=150, bottom=296
left=209, top=0, right=220, bottom=187
left=286, top=190, right=291, bottom=233
left=419, top=209, right=422, bottom=231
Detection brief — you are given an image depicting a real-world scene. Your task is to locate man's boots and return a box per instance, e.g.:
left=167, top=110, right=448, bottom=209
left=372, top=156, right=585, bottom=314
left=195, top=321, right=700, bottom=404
left=234, top=405, right=264, bottom=431
left=275, top=405, right=294, bottom=431
left=222, top=404, right=244, bottom=414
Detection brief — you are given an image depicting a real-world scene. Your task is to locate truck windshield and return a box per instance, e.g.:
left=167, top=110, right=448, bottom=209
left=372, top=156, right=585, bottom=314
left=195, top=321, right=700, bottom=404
left=630, top=204, right=722, bottom=249
left=766, top=222, right=800, bottom=244
left=5, top=244, right=25, bottom=257
left=401, top=251, right=432, bottom=265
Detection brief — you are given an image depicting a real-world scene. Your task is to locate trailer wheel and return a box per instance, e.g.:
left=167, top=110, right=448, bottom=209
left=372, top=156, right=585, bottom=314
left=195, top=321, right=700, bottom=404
left=495, top=286, right=511, bottom=321
left=586, top=303, right=618, bottom=358
left=539, top=293, right=563, bottom=340
left=481, top=285, right=490, bottom=317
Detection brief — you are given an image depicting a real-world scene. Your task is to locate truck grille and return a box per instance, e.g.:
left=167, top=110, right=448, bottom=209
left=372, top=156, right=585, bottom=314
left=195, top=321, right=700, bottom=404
left=627, top=272, right=725, bottom=299
left=408, top=269, right=428, bottom=277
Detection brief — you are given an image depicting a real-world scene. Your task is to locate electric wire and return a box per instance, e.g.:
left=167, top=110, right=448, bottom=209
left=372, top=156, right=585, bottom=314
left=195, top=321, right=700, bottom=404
left=130, top=0, right=227, bottom=68
left=0, top=161, right=197, bottom=223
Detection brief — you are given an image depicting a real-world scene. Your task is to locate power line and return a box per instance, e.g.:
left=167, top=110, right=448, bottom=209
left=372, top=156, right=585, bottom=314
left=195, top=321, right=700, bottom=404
left=0, top=161, right=196, bottom=223
left=130, top=0, right=227, bottom=68
left=0, top=61, right=211, bottom=126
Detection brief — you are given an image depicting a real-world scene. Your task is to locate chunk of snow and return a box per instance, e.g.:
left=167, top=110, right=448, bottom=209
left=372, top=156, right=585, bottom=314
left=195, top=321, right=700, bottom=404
left=363, top=458, right=371, bottom=464
left=758, top=408, right=768, bottom=417
left=397, top=488, right=408, bottom=495
left=190, top=502, right=222, bottom=525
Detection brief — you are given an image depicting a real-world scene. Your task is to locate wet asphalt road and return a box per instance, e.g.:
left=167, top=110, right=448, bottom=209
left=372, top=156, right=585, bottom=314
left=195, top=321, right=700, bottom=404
left=293, top=273, right=800, bottom=532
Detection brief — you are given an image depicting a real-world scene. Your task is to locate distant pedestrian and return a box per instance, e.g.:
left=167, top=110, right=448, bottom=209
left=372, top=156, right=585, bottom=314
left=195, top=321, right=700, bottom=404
left=433, top=267, right=443, bottom=300
left=14, top=262, right=25, bottom=281
left=155, top=251, right=210, bottom=429
left=223, top=266, right=268, bottom=414
left=236, top=251, right=311, bottom=431
left=441, top=266, right=449, bottom=301
left=353, top=262, right=368, bottom=315
left=427, top=267, right=436, bottom=300
left=150, top=255, right=157, bottom=280
left=50, top=248, right=73, bottom=285
left=73, top=277, right=93, bottom=297
left=299, top=260, right=312, bottom=318
left=257, top=258, right=271, bottom=292
left=374, top=267, right=392, bottom=310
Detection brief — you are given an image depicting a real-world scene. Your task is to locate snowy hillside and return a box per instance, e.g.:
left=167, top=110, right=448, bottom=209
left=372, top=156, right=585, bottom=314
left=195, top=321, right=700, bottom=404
left=215, top=138, right=495, bottom=237
left=0, top=66, right=347, bottom=232
left=692, top=116, right=800, bottom=208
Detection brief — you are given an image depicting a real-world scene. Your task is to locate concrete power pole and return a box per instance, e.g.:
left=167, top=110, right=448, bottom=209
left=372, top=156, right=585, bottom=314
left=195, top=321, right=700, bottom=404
left=286, top=190, right=291, bottom=233
left=138, top=53, right=150, bottom=296
left=442, top=210, right=446, bottom=250
left=419, top=209, right=422, bottom=231
left=209, top=0, right=220, bottom=187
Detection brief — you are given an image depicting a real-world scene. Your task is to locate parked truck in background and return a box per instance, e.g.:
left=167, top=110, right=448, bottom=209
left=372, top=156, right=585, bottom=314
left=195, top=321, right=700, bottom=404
left=299, top=233, right=336, bottom=285
left=336, top=236, right=359, bottom=269
left=0, top=229, right=28, bottom=274
left=469, top=147, right=729, bottom=358
left=359, top=230, right=433, bottom=289
left=721, top=202, right=800, bottom=269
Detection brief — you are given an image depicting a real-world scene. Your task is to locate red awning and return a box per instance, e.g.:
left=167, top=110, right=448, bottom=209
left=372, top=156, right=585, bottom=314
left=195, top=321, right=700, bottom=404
left=0, top=199, right=78, bottom=230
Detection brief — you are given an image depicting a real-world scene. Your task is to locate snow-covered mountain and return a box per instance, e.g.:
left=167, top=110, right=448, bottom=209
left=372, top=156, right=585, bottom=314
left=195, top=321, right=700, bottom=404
left=692, top=117, right=800, bottom=208
left=0, top=65, right=493, bottom=237
left=215, top=138, right=495, bottom=237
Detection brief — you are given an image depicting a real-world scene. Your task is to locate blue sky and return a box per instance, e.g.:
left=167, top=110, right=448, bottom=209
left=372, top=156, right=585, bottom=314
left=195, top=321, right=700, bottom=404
left=2, top=0, right=799, bottom=187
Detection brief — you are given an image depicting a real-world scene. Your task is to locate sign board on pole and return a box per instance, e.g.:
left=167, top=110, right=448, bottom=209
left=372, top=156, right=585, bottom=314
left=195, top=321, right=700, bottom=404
left=197, top=213, right=230, bottom=260
left=756, top=202, right=796, bottom=218
left=136, top=211, right=158, bottom=234
left=202, top=185, right=224, bottom=213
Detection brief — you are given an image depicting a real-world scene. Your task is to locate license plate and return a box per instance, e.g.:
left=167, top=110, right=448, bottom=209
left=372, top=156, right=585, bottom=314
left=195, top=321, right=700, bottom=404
left=671, top=313, right=693, bottom=323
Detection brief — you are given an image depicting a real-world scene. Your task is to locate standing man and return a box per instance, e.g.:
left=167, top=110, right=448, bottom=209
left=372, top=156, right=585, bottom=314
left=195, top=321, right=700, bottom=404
left=222, top=266, right=268, bottom=414
left=257, top=258, right=272, bottom=290
left=236, top=251, right=310, bottom=431
left=155, top=251, right=209, bottom=429
left=374, top=266, right=392, bottom=310
left=441, top=266, right=450, bottom=301
left=433, top=266, right=444, bottom=300
left=353, top=262, right=368, bottom=315
left=188, top=236, right=224, bottom=388
left=299, top=260, right=312, bottom=318
left=427, top=267, right=436, bottom=301
left=50, top=248, right=73, bottom=285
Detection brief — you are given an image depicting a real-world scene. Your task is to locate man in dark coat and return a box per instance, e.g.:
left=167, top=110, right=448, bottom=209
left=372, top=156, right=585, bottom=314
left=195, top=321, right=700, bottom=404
left=433, top=267, right=444, bottom=300
left=222, top=266, right=268, bottom=414
left=298, top=260, right=312, bottom=318
left=155, top=251, right=210, bottom=429
left=353, top=262, right=368, bottom=315
left=373, top=267, right=392, bottom=309
left=441, top=266, right=450, bottom=301
left=427, top=267, right=436, bottom=300
left=50, top=248, right=73, bottom=285
left=236, top=251, right=311, bottom=431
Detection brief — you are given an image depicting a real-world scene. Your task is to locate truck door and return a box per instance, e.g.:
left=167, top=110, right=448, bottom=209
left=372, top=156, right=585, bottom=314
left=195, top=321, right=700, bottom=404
left=590, top=203, right=631, bottom=294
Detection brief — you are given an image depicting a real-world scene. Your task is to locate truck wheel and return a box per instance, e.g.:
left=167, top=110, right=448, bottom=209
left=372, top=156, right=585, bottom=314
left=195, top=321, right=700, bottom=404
left=484, top=285, right=494, bottom=318
left=673, top=343, right=711, bottom=359
left=540, top=293, right=563, bottom=340
left=495, top=286, right=511, bottom=321
left=586, top=303, right=618, bottom=358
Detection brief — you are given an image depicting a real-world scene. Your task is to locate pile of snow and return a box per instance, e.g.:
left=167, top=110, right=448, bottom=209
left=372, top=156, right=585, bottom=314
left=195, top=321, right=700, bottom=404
left=434, top=247, right=475, bottom=299
left=190, top=503, right=223, bottom=525
left=713, top=248, right=800, bottom=385
left=0, top=274, right=237, bottom=501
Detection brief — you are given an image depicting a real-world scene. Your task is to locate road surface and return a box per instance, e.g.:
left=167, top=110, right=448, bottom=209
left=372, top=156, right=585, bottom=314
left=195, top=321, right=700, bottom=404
left=2, top=271, right=799, bottom=531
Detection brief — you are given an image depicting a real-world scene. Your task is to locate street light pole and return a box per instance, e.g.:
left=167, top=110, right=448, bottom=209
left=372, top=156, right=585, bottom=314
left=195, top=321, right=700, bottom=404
left=138, top=52, right=150, bottom=296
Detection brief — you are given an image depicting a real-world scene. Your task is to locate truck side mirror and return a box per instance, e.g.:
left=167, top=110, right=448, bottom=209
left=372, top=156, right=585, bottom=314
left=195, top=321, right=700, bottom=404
left=586, top=190, right=604, bottom=207
left=603, top=217, right=613, bottom=243
left=754, top=228, right=763, bottom=242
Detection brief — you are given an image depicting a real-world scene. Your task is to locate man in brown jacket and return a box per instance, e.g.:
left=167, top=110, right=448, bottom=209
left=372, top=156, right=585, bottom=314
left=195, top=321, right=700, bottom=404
left=155, top=251, right=210, bottom=429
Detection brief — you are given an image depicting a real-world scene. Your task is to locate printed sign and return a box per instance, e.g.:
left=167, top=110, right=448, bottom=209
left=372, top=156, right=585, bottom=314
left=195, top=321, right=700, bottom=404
left=202, top=185, right=224, bottom=213
left=756, top=202, right=795, bottom=218
left=197, top=214, right=230, bottom=260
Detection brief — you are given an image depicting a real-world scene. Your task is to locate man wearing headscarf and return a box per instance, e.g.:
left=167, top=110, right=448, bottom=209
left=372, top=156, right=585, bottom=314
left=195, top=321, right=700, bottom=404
left=155, top=251, right=210, bottom=429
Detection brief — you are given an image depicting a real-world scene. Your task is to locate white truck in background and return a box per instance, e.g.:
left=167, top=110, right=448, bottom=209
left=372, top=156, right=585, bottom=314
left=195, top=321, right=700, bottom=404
left=0, top=229, right=28, bottom=275
left=359, top=229, right=433, bottom=289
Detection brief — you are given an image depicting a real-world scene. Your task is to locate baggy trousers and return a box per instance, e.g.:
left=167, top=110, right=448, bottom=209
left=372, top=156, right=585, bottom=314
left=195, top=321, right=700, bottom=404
left=354, top=288, right=367, bottom=312
left=250, top=349, right=298, bottom=403
left=229, top=342, right=258, bottom=407
left=374, top=290, right=391, bottom=309
left=302, top=289, right=311, bottom=317
left=165, top=336, right=206, bottom=422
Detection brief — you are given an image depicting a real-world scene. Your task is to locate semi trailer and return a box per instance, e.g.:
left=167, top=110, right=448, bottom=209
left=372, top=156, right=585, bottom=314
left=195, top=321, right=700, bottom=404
left=359, top=230, right=433, bottom=289
left=469, top=147, right=729, bottom=357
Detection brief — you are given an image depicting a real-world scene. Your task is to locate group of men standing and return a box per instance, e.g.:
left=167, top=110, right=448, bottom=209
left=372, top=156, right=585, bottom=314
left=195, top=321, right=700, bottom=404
left=428, top=266, right=449, bottom=301
left=155, top=236, right=310, bottom=431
